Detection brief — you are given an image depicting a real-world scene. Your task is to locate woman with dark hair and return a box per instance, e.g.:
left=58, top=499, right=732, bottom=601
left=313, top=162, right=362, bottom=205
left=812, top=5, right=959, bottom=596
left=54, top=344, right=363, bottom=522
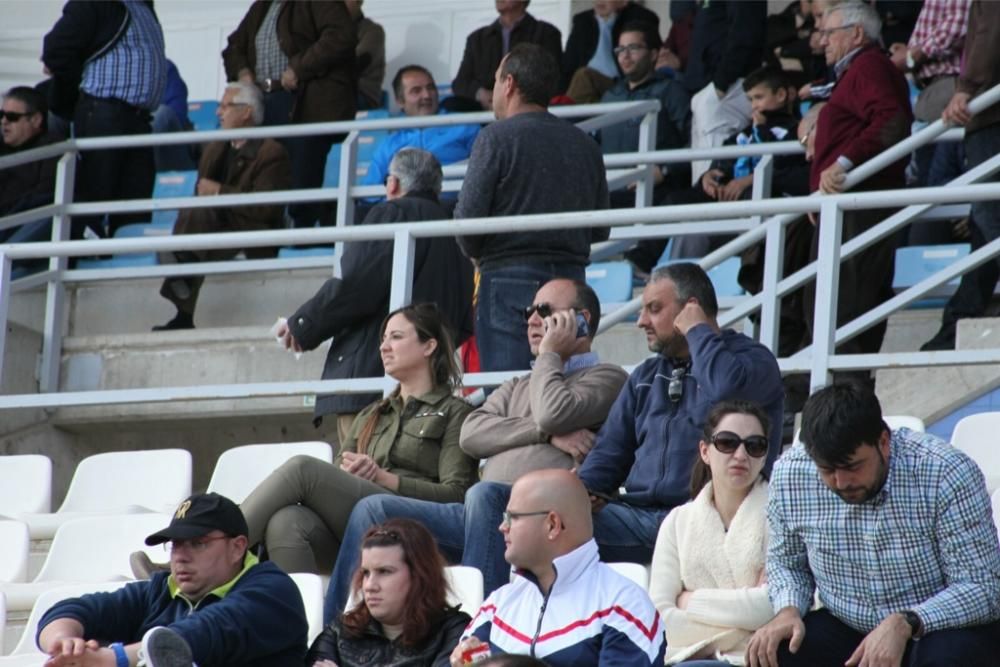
left=240, top=303, right=478, bottom=575
left=649, top=399, right=773, bottom=665
left=307, top=518, right=470, bottom=666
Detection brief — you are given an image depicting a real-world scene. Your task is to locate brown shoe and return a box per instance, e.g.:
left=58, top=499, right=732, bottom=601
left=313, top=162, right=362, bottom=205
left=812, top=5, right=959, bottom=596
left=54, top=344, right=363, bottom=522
left=130, top=551, right=170, bottom=579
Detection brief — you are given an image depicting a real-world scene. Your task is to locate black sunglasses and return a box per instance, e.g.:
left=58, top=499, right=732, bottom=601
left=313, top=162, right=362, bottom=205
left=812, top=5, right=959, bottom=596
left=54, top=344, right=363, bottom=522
left=524, top=302, right=555, bottom=321
left=711, top=431, right=769, bottom=458
left=0, top=111, right=32, bottom=122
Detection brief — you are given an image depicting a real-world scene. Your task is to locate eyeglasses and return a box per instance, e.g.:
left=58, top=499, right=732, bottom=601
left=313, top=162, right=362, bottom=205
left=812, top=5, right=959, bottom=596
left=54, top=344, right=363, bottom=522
left=501, top=509, right=551, bottom=529
left=816, top=23, right=857, bottom=39
left=0, top=111, right=32, bottom=122
left=711, top=431, right=769, bottom=458
left=668, top=366, right=686, bottom=403
left=164, top=535, right=229, bottom=553
left=613, top=45, right=648, bottom=57
left=524, top=302, right=559, bottom=321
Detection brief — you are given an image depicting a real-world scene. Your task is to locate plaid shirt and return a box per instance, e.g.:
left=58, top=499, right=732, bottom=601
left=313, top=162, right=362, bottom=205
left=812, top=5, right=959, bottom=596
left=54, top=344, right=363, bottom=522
left=767, top=428, right=1000, bottom=635
left=254, top=1, right=289, bottom=83
left=80, top=0, right=166, bottom=110
left=907, top=0, right=970, bottom=84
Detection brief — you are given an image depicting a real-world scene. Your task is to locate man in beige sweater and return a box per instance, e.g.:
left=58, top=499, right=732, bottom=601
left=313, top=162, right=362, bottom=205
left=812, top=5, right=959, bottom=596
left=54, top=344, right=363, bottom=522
left=324, top=278, right=628, bottom=614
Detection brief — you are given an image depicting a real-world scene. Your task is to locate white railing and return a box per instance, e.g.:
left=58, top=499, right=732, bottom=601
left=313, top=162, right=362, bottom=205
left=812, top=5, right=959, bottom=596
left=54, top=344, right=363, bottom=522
left=0, top=85, right=998, bottom=410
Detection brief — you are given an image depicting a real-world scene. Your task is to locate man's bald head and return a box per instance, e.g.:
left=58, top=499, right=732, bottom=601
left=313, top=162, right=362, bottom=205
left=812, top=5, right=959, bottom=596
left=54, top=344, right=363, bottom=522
left=504, top=469, right=593, bottom=571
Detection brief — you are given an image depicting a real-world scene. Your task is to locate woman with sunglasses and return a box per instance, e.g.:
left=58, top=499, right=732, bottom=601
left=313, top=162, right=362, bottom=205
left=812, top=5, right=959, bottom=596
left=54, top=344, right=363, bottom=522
left=307, top=518, right=470, bottom=667
left=239, top=303, right=478, bottom=575
left=649, top=399, right=774, bottom=665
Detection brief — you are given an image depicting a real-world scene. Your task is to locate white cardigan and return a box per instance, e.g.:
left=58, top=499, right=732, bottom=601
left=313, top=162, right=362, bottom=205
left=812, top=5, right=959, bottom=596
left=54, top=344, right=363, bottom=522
left=649, top=478, right=773, bottom=665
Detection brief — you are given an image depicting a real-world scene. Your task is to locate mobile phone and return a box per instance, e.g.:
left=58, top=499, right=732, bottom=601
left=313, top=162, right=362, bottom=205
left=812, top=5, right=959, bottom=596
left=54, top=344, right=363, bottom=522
left=575, top=313, right=589, bottom=338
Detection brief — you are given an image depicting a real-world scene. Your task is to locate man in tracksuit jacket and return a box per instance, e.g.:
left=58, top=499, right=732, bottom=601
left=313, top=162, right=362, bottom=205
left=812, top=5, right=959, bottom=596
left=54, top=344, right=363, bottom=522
left=466, top=262, right=784, bottom=596
left=37, top=493, right=306, bottom=666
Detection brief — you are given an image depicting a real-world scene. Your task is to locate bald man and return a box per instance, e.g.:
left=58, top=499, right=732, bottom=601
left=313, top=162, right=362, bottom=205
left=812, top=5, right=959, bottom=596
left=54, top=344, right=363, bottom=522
left=451, top=470, right=665, bottom=666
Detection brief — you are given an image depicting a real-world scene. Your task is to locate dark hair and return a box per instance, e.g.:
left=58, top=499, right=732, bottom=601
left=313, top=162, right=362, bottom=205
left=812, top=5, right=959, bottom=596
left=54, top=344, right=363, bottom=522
left=742, top=66, right=793, bottom=94
left=618, top=21, right=662, bottom=51
left=799, top=381, right=888, bottom=468
left=570, top=280, right=601, bottom=339
left=341, top=518, right=451, bottom=647
left=354, top=303, right=462, bottom=454
left=649, top=263, right=719, bottom=318
left=500, top=43, right=558, bottom=107
left=480, top=656, right=550, bottom=667
left=391, top=64, right=435, bottom=101
left=4, top=86, right=47, bottom=131
left=689, top=400, right=771, bottom=498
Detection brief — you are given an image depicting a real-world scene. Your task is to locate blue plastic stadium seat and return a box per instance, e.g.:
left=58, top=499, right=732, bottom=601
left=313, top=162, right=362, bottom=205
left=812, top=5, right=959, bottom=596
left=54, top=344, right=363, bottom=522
left=151, top=170, right=198, bottom=228
left=586, top=261, right=634, bottom=318
left=893, top=243, right=970, bottom=307
left=324, top=144, right=342, bottom=188
left=187, top=100, right=219, bottom=131
left=76, top=223, right=164, bottom=269
left=278, top=246, right=335, bottom=259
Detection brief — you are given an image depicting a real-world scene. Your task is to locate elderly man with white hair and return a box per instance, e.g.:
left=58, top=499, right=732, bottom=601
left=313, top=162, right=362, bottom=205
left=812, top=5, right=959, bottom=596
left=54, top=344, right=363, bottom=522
left=154, top=81, right=291, bottom=331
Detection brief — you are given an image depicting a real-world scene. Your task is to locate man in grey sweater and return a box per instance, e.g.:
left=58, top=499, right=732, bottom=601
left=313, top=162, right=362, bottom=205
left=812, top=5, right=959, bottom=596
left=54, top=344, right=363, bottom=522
left=456, top=42, right=610, bottom=375
left=323, top=279, right=627, bottom=618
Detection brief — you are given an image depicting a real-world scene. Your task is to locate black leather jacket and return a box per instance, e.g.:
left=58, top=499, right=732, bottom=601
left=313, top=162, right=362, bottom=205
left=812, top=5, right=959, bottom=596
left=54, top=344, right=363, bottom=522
left=305, top=609, right=470, bottom=667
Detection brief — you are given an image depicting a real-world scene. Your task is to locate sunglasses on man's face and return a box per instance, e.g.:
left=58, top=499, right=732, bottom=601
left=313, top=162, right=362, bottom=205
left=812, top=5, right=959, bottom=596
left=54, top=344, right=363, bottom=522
left=711, top=431, right=769, bottom=458
left=0, top=111, right=32, bottom=122
left=523, top=302, right=556, bottom=321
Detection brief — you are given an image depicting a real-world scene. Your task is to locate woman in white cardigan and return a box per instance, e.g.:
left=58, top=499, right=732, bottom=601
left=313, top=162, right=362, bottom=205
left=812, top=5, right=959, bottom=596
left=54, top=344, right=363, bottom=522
left=649, top=399, right=774, bottom=666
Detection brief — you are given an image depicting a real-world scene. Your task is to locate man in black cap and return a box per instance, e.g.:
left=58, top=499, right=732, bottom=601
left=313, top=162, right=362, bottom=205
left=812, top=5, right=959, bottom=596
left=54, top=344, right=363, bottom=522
left=36, top=492, right=307, bottom=667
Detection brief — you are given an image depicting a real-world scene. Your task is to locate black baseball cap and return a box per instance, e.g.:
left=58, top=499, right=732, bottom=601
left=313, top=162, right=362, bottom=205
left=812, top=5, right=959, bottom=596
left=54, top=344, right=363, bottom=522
left=145, top=492, right=249, bottom=546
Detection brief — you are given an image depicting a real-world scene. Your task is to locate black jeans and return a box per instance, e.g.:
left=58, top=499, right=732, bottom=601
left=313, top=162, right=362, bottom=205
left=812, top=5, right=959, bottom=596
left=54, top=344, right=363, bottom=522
left=73, top=93, right=155, bottom=238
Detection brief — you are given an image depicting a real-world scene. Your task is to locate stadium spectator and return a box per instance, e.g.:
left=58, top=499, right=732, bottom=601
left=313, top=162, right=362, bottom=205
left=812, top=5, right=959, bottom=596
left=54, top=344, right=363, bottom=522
left=747, top=382, right=1000, bottom=667
left=450, top=469, right=666, bottom=666
left=656, top=1, right=697, bottom=77
left=324, top=278, right=627, bottom=616
left=649, top=399, right=773, bottom=665
left=360, top=65, right=479, bottom=198
left=306, top=519, right=469, bottom=666
left=222, top=1, right=357, bottom=228
left=151, top=60, right=196, bottom=172
left=37, top=493, right=307, bottom=667
left=243, top=303, right=477, bottom=575
left=456, top=43, right=609, bottom=374
left=561, top=1, right=660, bottom=103
left=626, top=67, right=805, bottom=272
left=276, top=148, right=473, bottom=444
left=452, top=1, right=562, bottom=111
left=600, top=21, right=692, bottom=205
left=42, top=0, right=167, bottom=239
left=685, top=0, right=767, bottom=183
left=0, top=87, right=58, bottom=221
left=153, top=82, right=290, bottom=332
left=920, top=0, right=1000, bottom=351
left=345, top=0, right=386, bottom=111
left=803, top=1, right=912, bottom=361
left=464, top=263, right=784, bottom=597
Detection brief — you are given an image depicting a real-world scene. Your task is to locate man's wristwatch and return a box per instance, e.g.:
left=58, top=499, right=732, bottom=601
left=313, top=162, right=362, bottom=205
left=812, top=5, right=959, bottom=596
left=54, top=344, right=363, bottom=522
left=900, top=610, right=923, bottom=638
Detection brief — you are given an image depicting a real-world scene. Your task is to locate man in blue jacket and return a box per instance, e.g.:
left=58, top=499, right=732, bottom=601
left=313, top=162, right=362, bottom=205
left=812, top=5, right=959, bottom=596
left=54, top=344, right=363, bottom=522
left=37, top=493, right=307, bottom=667
left=464, top=262, right=784, bottom=595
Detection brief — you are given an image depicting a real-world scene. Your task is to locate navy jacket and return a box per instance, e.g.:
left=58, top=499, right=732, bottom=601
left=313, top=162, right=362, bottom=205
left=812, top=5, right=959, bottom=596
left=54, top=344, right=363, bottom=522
left=37, top=560, right=307, bottom=666
left=684, top=0, right=767, bottom=94
left=578, top=324, right=784, bottom=509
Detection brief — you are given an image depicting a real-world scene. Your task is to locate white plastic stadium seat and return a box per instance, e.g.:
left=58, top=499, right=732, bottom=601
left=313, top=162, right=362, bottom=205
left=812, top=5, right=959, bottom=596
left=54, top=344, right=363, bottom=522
left=0, top=513, right=170, bottom=613
left=207, top=442, right=333, bottom=504
left=883, top=415, right=926, bottom=433
left=289, top=573, right=326, bottom=645
left=0, top=455, right=52, bottom=517
left=17, top=449, right=191, bottom=539
left=445, top=566, right=484, bottom=615
left=607, top=562, right=651, bottom=590
left=0, top=521, right=30, bottom=583
left=0, top=581, right=128, bottom=665
left=951, top=413, right=1000, bottom=493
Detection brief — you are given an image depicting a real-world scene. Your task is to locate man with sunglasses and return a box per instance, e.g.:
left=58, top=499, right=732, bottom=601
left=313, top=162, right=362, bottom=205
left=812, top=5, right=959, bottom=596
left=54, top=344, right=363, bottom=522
left=37, top=492, right=307, bottom=666
left=0, top=87, right=59, bottom=237
left=323, top=278, right=625, bottom=616
left=748, top=382, right=1000, bottom=667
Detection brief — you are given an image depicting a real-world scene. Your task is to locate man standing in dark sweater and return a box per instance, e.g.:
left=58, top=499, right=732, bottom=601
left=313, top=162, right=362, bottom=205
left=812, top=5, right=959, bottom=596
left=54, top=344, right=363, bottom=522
left=456, top=43, right=609, bottom=374
left=804, top=1, right=912, bottom=359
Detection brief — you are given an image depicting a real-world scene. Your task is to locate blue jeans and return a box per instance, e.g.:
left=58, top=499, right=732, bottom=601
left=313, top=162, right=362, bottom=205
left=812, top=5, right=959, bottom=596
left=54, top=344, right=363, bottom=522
left=778, top=609, right=1000, bottom=667
left=476, top=262, right=584, bottom=373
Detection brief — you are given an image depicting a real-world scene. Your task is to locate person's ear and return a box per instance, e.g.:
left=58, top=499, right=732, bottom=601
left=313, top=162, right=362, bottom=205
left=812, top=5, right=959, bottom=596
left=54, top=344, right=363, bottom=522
left=28, top=112, right=43, bottom=132
left=386, top=174, right=401, bottom=197
left=699, top=440, right=711, bottom=464
left=423, top=337, right=438, bottom=357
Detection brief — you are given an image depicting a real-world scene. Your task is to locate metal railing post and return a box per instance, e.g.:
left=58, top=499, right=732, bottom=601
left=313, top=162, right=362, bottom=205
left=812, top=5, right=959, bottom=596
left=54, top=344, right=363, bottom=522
left=810, top=200, right=843, bottom=392
left=751, top=156, right=782, bottom=351
left=39, top=152, right=76, bottom=394
left=332, top=132, right=360, bottom=276
left=385, top=228, right=416, bottom=397
left=634, top=108, right=658, bottom=208
left=0, top=251, right=10, bottom=387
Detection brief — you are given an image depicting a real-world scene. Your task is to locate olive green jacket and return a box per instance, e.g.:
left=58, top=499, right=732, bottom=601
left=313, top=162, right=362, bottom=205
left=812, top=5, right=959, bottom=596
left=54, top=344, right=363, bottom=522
left=337, top=387, right=476, bottom=503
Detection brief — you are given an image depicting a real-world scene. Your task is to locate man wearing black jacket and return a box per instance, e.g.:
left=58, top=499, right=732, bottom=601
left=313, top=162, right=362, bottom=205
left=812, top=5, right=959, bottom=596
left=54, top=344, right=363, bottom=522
left=276, top=148, right=474, bottom=444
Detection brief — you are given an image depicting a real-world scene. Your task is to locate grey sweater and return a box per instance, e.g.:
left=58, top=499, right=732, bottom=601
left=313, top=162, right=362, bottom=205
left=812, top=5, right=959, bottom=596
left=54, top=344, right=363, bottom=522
left=455, top=111, right=610, bottom=269
left=459, top=352, right=628, bottom=483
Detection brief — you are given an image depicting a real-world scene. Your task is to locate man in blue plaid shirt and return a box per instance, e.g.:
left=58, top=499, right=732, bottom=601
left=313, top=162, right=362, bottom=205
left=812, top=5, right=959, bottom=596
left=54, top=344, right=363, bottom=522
left=747, top=382, right=1000, bottom=667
